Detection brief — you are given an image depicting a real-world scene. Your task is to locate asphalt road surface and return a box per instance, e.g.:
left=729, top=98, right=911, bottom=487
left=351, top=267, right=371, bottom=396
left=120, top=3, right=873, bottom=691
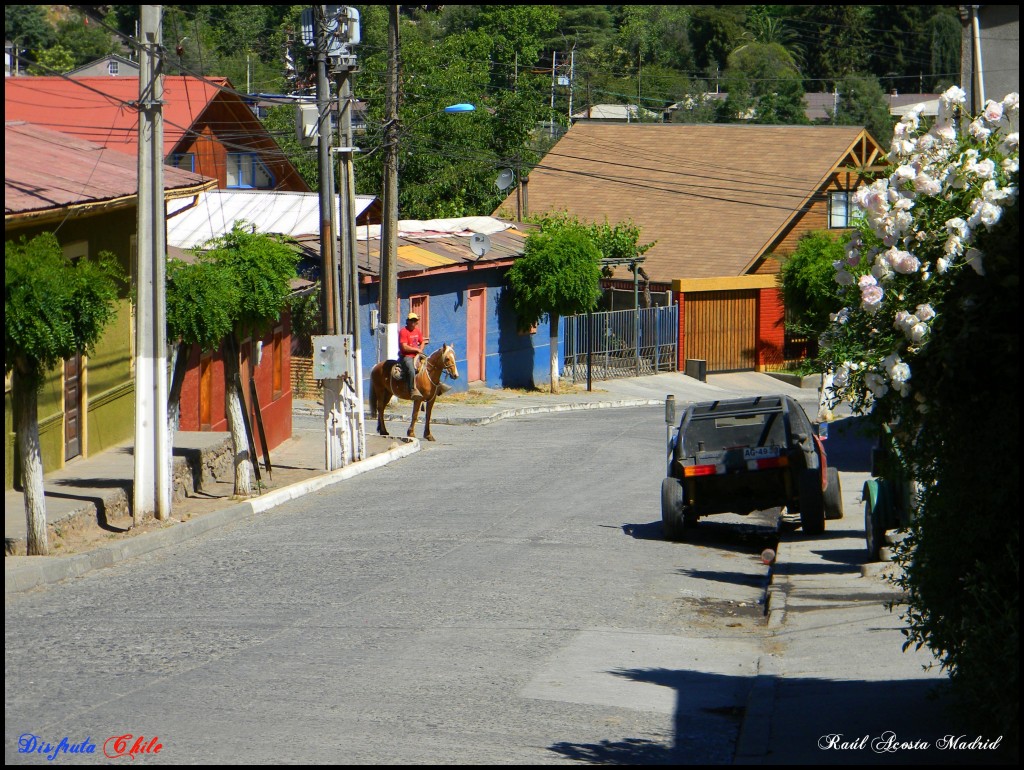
left=6, top=407, right=779, bottom=765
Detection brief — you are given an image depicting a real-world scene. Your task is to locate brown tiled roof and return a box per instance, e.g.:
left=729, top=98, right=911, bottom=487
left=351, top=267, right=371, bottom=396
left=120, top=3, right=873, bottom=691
left=5, top=121, right=215, bottom=220
left=494, top=123, right=874, bottom=282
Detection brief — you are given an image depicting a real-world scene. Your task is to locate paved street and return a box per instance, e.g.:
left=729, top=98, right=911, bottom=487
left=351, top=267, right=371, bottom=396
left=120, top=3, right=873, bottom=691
left=6, top=407, right=778, bottom=764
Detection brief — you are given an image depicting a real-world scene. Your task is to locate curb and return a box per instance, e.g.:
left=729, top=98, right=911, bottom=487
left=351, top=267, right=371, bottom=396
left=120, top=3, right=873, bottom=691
left=4, top=439, right=420, bottom=595
left=733, top=539, right=790, bottom=763
left=734, top=653, right=781, bottom=764
left=295, top=398, right=666, bottom=425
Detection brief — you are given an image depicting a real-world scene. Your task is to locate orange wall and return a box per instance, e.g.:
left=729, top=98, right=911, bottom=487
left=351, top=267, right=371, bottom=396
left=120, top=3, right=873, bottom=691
left=178, top=311, right=292, bottom=457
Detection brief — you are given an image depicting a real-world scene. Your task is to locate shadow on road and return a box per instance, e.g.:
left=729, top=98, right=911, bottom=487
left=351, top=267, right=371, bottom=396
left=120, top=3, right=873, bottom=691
left=547, top=667, right=1011, bottom=765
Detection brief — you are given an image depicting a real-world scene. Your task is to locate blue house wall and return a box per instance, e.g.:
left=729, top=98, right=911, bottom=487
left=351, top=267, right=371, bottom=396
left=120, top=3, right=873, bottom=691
left=357, top=265, right=558, bottom=393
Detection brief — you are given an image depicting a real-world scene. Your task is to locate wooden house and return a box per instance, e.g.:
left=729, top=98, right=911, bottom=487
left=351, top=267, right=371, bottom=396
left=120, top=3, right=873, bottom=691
left=3, top=75, right=310, bottom=192
left=494, top=123, right=887, bottom=373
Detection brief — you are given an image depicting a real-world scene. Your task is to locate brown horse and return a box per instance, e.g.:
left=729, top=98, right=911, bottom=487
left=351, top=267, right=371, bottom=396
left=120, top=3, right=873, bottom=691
left=369, top=344, right=459, bottom=441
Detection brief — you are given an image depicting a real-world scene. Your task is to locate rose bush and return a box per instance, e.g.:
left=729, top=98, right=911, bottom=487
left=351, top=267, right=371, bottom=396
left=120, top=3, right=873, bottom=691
left=818, top=87, right=1019, bottom=746
left=821, top=87, right=1018, bottom=422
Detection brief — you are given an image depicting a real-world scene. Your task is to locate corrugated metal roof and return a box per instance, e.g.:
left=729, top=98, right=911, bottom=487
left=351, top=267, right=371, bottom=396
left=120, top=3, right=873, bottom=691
left=5, top=121, right=215, bottom=219
left=5, top=76, right=230, bottom=158
left=295, top=219, right=537, bottom=278
left=167, top=189, right=378, bottom=248
left=397, top=244, right=457, bottom=267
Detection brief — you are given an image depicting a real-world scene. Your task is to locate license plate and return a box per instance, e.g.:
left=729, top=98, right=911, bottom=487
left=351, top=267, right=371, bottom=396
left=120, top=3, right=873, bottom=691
left=743, top=446, right=779, bottom=460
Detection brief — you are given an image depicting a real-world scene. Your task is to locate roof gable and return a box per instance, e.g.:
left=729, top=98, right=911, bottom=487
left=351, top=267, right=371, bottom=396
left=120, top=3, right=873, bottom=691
left=4, top=76, right=228, bottom=157
left=495, top=123, right=883, bottom=282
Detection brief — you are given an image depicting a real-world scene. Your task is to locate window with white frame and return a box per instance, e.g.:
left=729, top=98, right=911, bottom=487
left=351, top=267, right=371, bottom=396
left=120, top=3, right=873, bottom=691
left=831, top=191, right=864, bottom=230
left=226, top=153, right=275, bottom=189
left=828, top=191, right=859, bottom=228
left=108, top=60, right=119, bottom=75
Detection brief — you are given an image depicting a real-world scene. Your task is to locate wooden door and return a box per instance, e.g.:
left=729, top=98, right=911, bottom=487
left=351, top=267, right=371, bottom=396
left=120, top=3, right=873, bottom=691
left=684, top=290, right=758, bottom=373
left=200, top=352, right=213, bottom=429
left=64, top=352, right=83, bottom=460
left=466, top=287, right=486, bottom=383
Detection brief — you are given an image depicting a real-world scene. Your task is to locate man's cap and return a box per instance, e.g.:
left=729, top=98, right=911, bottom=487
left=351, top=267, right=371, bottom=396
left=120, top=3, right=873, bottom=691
left=407, top=312, right=419, bottom=321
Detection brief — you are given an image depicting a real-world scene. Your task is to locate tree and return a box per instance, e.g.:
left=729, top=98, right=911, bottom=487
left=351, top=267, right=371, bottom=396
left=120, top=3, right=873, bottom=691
left=5, top=4, right=55, bottom=71
left=195, top=224, right=298, bottom=496
left=27, top=43, right=76, bottom=74
left=53, top=9, right=117, bottom=66
left=356, top=10, right=549, bottom=219
left=794, top=5, right=871, bottom=88
left=779, top=230, right=850, bottom=339
left=506, top=219, right=602, bottom=392
left=832, top=73, right=894, bottom=147
left=5, top=233, right=122, bottom=555
left=721, top=41, right=807, bottom=125
left=165, top=257, right=240, bottom=503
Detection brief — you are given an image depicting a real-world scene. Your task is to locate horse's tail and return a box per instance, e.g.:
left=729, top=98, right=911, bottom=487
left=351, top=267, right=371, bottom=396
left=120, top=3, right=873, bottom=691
left=369, top=377, right=377, bottom=417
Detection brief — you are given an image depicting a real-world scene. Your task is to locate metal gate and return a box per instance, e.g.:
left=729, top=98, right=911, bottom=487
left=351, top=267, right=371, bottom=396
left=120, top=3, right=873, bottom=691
left=563, top=306, right=678, bottom=383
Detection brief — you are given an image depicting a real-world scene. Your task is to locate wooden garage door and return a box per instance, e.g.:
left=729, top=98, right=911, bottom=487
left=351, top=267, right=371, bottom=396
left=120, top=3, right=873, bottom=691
left=684, top=290, right=757, bottom=373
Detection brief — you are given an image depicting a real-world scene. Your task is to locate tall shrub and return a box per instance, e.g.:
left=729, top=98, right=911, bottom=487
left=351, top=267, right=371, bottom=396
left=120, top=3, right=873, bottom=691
left=5, top=233, right=122, bottom=554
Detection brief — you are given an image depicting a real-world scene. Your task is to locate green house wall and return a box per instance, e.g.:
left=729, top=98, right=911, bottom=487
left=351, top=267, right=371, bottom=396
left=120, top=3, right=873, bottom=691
left=5, top=207, right=137, bottom=489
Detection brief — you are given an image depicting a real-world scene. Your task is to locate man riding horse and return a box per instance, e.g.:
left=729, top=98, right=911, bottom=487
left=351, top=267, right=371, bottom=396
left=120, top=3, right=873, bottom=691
left=399, top=312, right=426, bottom=399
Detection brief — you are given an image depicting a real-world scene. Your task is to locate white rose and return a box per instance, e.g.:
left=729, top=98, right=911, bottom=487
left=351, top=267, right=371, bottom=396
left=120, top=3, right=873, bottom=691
left=969, top=119, right=992, bottom=140
left=982, top=100, right=1004, bottom=123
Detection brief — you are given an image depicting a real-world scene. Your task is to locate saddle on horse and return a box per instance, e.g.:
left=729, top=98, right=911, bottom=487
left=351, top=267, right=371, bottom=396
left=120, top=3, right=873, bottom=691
left=389, top=354, right=425, bottom=386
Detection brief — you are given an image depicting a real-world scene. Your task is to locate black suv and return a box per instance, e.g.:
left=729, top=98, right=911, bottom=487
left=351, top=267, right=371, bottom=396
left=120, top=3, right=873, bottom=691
left=661, top=395, right=841, bottom=540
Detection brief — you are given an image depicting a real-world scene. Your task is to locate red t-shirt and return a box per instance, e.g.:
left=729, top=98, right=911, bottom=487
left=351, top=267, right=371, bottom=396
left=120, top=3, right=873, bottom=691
left=399, top=326, right=423, bottom=359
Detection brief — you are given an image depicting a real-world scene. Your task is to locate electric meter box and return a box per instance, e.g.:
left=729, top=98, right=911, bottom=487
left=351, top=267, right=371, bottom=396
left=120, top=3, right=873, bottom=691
left=312, top=335, right=353, bottom=379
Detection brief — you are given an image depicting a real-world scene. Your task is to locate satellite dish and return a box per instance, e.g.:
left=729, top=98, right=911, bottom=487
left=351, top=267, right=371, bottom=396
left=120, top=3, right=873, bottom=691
left=469, top=233, right=492, bottom=258
left=495, top=168, right=515, bottom=191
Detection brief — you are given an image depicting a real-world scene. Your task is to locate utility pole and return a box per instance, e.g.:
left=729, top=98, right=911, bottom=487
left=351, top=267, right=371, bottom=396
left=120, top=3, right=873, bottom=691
left=550, top=50, right=557, bottom=137
left=380, top=5, right=400, bottom=360
left=134, top=4, right=170, bottom=524
left=335, top=8, right=365, bottom=461
left=568, top=46, right=575, bottom=121
left=315, top=6, right=340, bottom=339
left=315, top=4, right=346, bottom=468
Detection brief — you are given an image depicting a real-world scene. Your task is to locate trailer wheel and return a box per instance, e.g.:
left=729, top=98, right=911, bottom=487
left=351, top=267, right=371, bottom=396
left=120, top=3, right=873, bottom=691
left=661, top=477, right=687, bottom=541
left=798, top=468, right=826, bottom=535
left=824, top=466, right=844, bottom=520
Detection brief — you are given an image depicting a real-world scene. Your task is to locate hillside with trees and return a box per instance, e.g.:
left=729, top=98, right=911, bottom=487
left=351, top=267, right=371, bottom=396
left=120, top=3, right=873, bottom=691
left=7, top=5, right=961, bottom=216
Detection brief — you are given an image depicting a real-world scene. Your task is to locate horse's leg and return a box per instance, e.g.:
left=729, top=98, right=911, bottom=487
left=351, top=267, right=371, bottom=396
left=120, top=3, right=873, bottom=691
left=423, top=396, right=436, bottom=441
left=376, top=386, right=390, bottom=437
left=407, top=397, right=422, bottom=438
